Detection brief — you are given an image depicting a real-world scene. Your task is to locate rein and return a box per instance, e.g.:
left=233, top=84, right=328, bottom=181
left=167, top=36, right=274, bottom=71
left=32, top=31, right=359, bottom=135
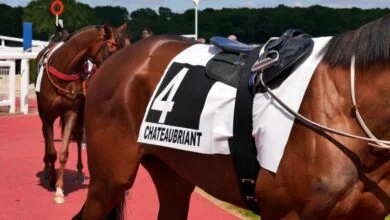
left=350, top=56, right=390, bottom=148
left=253, top=55, right=390, bottom=149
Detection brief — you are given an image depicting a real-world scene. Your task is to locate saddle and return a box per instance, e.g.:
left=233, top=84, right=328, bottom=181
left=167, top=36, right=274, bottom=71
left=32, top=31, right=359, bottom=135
left=253, top=29, right=314, bottom=92
left=205, top=29, right=314, bottom=90
left=205, top=52, right=247, bottom=88
left=206, top=37, right=256, bottom=87
left=210, top=36, right=255, bottom=54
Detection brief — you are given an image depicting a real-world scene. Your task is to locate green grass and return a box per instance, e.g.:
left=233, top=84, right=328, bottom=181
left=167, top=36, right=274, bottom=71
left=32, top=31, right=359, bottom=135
left=195, top=188, right=260, bottom=219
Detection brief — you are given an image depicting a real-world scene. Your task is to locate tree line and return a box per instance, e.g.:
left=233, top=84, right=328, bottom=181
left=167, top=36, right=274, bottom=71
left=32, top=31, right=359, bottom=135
left=1, top=1, right=390, bottom=44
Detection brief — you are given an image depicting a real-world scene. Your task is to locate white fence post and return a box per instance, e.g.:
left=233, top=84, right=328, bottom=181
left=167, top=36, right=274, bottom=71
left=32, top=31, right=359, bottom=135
left=20, top=59, right=29, bottom=114
left=8, top=60, right=16, bottom=113
left=0, top=61, right=16, bottom=113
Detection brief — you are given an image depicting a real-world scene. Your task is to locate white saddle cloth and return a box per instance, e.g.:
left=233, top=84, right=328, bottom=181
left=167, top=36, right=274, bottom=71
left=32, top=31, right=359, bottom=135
left=138, top=36, right=332, bottom=173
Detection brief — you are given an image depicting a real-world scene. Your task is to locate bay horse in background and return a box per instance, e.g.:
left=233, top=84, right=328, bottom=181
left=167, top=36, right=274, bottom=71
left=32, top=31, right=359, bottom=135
left=76, top=15, right=390, bottom=219
left=36, top=22, right=128, bottom=204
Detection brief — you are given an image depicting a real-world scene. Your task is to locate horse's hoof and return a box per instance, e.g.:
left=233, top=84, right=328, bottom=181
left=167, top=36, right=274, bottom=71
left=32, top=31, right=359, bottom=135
left=75, top=173, right=85, bottom=184
left=54, top=187, right=65, bottom=204
left=54, top=195, right=65, bottom=204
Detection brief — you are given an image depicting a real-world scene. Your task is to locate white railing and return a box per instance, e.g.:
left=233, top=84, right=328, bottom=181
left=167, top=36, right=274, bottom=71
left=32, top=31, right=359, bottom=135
left=0, top=61, right=16, bottom=113
left=0, top=51, right=39, bottom=59
left=0, top=35, right=46, bottom=114
left=0, top=35, right=48, bottom=48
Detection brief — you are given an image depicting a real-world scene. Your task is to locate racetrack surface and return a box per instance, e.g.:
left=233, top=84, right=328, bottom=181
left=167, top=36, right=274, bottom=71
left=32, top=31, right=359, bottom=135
left=0, top=107, right=239, bottom=219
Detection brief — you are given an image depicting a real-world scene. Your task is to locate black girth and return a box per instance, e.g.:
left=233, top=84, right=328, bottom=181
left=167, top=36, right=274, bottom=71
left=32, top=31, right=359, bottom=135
left=228, top=46, right=262, bottom=213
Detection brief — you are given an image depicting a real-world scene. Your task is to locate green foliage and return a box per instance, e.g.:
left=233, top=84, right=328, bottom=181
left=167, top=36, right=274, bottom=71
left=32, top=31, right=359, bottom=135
left=94, top=6, right=129, bottom=27
left=29, top=59, right=37, bottom=85
left=126, top=5, right=390, bottom=43
left=22, top=0, right=96, bottom=40
left=0, top=4, right=23, bottom=38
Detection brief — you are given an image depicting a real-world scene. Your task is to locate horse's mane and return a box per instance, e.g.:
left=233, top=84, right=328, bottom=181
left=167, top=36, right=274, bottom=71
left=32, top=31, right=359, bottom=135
left=323, top=14, right=390, bottom=70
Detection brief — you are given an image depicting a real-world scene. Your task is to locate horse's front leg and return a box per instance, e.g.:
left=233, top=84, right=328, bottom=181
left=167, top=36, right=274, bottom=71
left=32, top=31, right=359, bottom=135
left=54, top=111, right=77, bottom=204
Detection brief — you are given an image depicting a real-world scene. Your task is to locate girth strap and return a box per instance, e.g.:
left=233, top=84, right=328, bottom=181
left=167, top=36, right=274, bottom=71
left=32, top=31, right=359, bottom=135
left=228, top=46, right=261, bottom=213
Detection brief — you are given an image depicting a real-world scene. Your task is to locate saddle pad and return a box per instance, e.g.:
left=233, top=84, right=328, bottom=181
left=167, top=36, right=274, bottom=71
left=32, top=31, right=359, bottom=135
left=138, top=37, right=331, bottom=173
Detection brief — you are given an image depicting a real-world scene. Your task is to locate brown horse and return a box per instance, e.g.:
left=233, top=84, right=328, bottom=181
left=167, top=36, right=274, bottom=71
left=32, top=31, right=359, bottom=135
left=75, top=15, right=390, bottom=219
left=36, top=23, right=128, bottom=204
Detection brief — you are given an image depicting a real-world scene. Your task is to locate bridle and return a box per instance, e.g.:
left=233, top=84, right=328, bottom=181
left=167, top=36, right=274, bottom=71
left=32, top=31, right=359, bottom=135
left=46, top=29, right=123, bottom=96
left=252, top=53, right=390, bottom=149
left=349, top=56, right=390, bottom=148
left=89, top=38, right=119, bottom=64
left=89, top=28, right=126, bottom=62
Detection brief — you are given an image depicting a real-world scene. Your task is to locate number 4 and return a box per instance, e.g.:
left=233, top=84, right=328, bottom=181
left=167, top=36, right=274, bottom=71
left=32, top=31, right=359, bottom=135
left=151, top=67, right=189, bottom=123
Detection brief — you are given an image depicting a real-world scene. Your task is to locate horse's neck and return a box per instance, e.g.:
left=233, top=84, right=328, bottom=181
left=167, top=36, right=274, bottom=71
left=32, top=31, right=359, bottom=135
left=353, top=66, right=390, bottom=140
left=298, top=64, right=361, bottom=151
left=49, top=33, right=96, bottom=74
left=300, top=63, right=390, bottom=157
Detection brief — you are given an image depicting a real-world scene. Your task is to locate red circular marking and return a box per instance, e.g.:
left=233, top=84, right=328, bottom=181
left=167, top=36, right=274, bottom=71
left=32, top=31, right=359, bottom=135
left=50, top=1, right=64, bottom=16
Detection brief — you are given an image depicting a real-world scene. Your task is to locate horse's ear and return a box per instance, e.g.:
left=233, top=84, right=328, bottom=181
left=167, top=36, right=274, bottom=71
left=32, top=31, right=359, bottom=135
left=103, top=22, right=113, bottom=40
left=117, top=22, right=127, bottom=33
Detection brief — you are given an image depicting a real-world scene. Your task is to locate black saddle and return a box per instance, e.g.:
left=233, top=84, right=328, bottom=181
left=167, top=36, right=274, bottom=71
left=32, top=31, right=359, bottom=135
left=210, top=36, right=255, bottom=54
left=205, top=52, right=247, bottom=88
left=254, top=29, right=314, bottom=91
left=205, top=29, right=314, bottom=90
left=206, top=37, right=259, bottom=88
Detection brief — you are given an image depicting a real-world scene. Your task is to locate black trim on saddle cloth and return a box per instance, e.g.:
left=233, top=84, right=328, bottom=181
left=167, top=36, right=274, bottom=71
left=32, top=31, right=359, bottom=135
left=228, top=46, right=262, bottom=213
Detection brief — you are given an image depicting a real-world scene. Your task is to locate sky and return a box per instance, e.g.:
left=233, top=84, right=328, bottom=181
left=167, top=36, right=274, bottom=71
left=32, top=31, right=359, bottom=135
left=1, top=0, right=389, bottom=13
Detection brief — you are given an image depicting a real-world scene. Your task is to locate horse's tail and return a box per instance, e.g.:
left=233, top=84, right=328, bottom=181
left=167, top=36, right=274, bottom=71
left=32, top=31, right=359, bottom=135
left=108, top=194, right=126, bottom=220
